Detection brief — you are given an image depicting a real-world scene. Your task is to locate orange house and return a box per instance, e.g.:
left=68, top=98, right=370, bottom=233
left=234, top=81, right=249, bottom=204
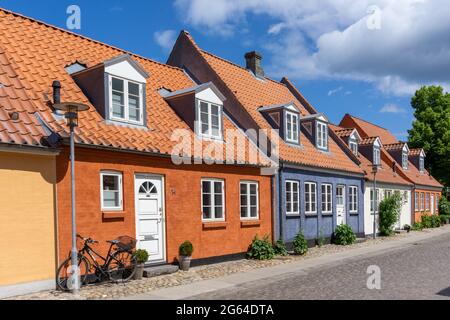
left=0, top=9, right=273, bottom=267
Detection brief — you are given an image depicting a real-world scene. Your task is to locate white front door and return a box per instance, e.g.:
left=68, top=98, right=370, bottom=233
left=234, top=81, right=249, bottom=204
left=336, top=185, right=346, bottom=225
left=135, top=175, right=165, bottom=264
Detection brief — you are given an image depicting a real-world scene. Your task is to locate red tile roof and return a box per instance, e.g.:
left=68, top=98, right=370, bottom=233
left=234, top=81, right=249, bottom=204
left=384, top=143, right=405, bottom=151
left=178, top=32, right=364, bottom=175
left=0, top=8, right=268, bottom=166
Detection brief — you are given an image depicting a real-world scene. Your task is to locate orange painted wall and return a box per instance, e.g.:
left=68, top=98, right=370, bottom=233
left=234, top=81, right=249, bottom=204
left=56, top=147, right=272, bottom=264
left=412, top=189, right=441, bottom=223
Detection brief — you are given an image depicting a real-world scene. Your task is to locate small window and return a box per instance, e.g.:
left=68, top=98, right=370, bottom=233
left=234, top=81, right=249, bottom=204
left=349, top=140, right=358, bottom=156
left=414, top=192, right=419, bottom=211
left=349, top=186, right=358, bottom=213
left=101, top=172, right=123, bottom=211
left=321, top=184, right=332, bottom=213
left=370, top=189, right=380, bottom=213
left=240, top=181, right=259, bottom=220
left=336, top=186, right=344, bottom=206
left=286, top=180, right=300, bottom=215
left=373, top=146, right=381, bottom=166
left=316, top=122, right=328, bottom=150
left=426, top=193, right=430, bottom=211
left=197, top=100, right=222, bottom=139
left=201, top=179, right=225, bottom=221
left=109, top=76, right=144, bottom=125
left=305, top=182, right=317, bottom=214
left=384, top=189, right=393, bottom=199
left=420, top=193, right=425, bottom=211
left=402, top=150, right=409, bottom=169
left=419, top=155, right=425, bottom=172
left=285, top=112, right=299, bottom=143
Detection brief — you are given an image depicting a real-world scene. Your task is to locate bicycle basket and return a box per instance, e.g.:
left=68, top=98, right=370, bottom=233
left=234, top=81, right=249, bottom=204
left=116, top=235, right=137, bottom=251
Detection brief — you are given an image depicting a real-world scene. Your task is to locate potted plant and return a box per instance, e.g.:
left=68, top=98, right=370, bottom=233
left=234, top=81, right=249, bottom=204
left=403, top=224, right=411, bottom=233
left=179, top=241, right=194, bottom=271
left=133, top=249, right=149, bottom=280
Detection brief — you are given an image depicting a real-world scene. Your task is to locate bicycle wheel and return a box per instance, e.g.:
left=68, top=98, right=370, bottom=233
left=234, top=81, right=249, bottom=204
left=107, top=250, right=137, bottom=283
left=56, top=255, right=90, bottom=291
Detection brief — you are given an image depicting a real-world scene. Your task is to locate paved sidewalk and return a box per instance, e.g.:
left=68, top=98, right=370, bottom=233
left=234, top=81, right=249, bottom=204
left=125, top=226, right=450, bottom=300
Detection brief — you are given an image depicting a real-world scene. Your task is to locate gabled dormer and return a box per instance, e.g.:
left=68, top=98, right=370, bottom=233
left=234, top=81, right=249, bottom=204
left=384, top=142, right=410, bottom=170
left=359, top=137, right=382, bottom=166
left=162, top=82, right=226, bottom=140
left=258, top=102, right=301, bottom=145
left=300, top=113, right=329, bottom=151
left=72, top=54, right=149, bottom=127
left=409, top=148, right=426, bottom=173
left=347, top=129, right=361, bottom=156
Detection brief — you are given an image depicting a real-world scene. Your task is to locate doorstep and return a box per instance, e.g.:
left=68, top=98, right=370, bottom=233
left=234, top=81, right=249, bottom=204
left=143, top=264, right=179, bottom=278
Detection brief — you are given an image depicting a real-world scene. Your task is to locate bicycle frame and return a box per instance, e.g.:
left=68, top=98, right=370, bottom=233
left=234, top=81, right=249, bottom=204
left=77, top=241, right=123, bottom=278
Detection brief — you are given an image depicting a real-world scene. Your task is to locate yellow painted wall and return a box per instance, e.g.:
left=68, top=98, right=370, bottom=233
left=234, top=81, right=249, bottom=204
left=0, top=151, right=57, bottom=286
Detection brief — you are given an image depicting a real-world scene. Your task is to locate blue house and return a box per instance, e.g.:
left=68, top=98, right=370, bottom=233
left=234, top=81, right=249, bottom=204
left=168, top=31, right=366, bottom=245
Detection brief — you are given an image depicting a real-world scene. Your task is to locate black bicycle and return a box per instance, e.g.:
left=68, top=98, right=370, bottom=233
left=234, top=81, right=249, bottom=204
left=56, top=234, right=138, bottom=291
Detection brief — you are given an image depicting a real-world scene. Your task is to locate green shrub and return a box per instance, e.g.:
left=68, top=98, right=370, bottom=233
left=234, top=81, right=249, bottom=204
left=273, top=239, right=289, bottom=256
left=412, top=222, right=423, bottom=231
left=179, top=241, right=194, bottom=256
left=439, top=197, right=450, bottom=215
left=431, top=215, right=441, bottom=228
left=333, top=224, right=356, bottom=245
left=421, top=215, right=433, bottom=228
left=133, top=249, right=149, bottom=264
left=439, top=214, right=450, bottom=225
left=378, top=193, right=401, bottom=236
left=293, top=232, right=308, bottom=255
left=247, top=235, right=275, bottom=260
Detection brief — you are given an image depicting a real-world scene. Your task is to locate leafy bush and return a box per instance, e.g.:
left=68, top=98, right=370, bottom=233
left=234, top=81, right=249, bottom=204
left=179, top=241, right=194, bottom=256
left=438, top=197, right=450, bottom=215
left=247, top=235, right=275, bottom=260
left=421, top=215, right=433, bottom=228
left=379, top=193, right=401, bottom=236
left=273, top=239, right=288, bottom=256
left=412, top=222, right=423, bottom=231
left=333, top=224, right=356, bottom=245
left=293, top=232, right=308, bottom=255
left=439, top=214, right=450, bottom=225
left=133, top=249, right=149, bottom=264
left=431, top=215, right=441, bottom=228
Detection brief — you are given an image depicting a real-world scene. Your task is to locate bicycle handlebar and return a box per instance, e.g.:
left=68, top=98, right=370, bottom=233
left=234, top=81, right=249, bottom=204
left=76, top=234, right=99, bottom=244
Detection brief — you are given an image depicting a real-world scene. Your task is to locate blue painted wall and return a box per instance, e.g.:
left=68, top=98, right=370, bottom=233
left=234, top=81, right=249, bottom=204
left=275, top=167, right=365, bottom=244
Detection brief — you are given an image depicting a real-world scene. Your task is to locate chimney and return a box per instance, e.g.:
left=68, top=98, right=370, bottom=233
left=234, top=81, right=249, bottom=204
left=245, top=51, right=264, bottom=78
left=52, top=80, right=61, bottom=104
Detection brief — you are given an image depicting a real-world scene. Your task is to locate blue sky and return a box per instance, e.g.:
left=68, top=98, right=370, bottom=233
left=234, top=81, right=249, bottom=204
left=2, top=0, right=449, bottom=140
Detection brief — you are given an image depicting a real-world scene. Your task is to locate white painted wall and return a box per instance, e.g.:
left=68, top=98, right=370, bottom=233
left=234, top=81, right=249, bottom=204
left=105, top=60, right=147, bottom=83
left=364, top=183, right=412, bottom=236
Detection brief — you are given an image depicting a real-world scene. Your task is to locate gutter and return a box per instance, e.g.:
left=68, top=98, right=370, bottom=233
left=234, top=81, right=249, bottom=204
left=282, top=161, right=365, bottom=178
left=0, top=142, right=60, bottom=156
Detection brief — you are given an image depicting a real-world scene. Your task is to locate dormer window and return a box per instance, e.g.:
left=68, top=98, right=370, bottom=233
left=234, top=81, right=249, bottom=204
left=419, top=155, right=425, bottom=172
left=198, top=100, right=222, bottom=139
left=349, top=139, right=358, bottom=156
left=110, top=76, right=144, bottom=124
left=285, top=111, right=299, bottom=143
left=316, top=121, right=328, bottom=150
left=373, top=146, right=381, bottom=166
left=402, top=149, right=409, bottom=170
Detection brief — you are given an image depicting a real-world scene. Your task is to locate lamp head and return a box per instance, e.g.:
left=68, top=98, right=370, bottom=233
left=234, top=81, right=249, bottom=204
left=53, top=102, right=89, bottom=128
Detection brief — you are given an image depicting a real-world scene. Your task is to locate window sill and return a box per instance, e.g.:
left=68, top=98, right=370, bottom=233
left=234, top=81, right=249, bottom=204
left=305, top=213, right=318, bottom=217
left=286, top=214, right=300, bottom=218
left=103, top=211, right=125, bottom=219
left=202, top=221, right=227, bottom=230
left=241, top=220, right=261, bottom=227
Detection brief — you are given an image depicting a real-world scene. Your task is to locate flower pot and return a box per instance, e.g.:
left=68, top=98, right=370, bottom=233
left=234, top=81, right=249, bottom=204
left=179, top=255, right=192, bottom=271
left=134, top=263, right=145, bottom=280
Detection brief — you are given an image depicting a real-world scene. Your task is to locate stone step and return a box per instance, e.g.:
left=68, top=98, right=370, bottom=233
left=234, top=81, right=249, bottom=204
left=143, top=264, right=179, bottom=278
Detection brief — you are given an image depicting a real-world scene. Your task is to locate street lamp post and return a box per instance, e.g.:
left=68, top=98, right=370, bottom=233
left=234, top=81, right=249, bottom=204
left=371, top=164, right=379, bottom=239
left=53, top=102, right=89, bottom=294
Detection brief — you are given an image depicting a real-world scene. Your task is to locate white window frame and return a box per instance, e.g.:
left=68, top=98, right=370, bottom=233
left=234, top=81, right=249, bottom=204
left=370, top=188, right=380, bottom=214
left=197, top=99, right=223, bottom=140
left=402, top=150, right=409, bottom=170
left=201, top=179, right=225, bottom=222
left=349, top=140, right=358, bottom=156
left=316, top=121, right=328, bottom=150
left=240, top=181, right=259, bottom=220
left=414, top=192, right=419, bottom=211
left=420, top=193, right=425, bottom=211
left=419, top=156, right=425, bottom=172
left=321, top=184, right=332, bottom=214
left=349, top=186, right=358, bottom=213
left=285, top=180, right=300, bottom=215
left=109, top=75, right=144, bottom=125
left=426, top=193, right=430, bottom=211
left=373, top=146, right=381, bottom=166
left=305, top=182, right=317, bottom=215
left=285, top=111, right=299, bottom=143
left=100, top=171, right=123, bottom=211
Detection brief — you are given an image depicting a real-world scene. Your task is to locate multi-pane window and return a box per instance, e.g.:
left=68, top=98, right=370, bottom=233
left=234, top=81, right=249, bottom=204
left=349, top=186, right=358, bottom=213
left=419, top=156, right=425, bottom=172
left=240, top=182, right=259, bottom=219
left=285, top=112, right=299, bottom=143
left=336, top=186, right=344, bottom=206
left=370, top=189, right=380, bottom=213
left=349, top=141, right=358, bottom=155
left=286, top=180, right=300, bottom=215
left=414, top=192, right=419, bottom=211
left=321, top=184, right=332, bottom=213
left=436, top=195, right=439, bottom=214
left=202, top=179, right=225, bottom=221
left=305, top=182, right=317, bottom=214
left=384, top=189, right=393, bottom=199
left=100, top=172, right=123, bottom=211
left=316, top=122, right=328, bottom=150
left=402, top=150, right=409, bottom=169
left=198, top=100, right=222, bottom=139
left=420, top=193, right=425, bottom=211
left=373, top=146, right=381, bottom=166
left=110, top=76, right=143, bottom=124
left=426, top=193, right=430, bottom=211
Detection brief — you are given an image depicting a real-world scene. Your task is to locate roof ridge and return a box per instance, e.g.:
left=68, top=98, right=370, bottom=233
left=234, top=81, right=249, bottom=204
left=345, top=113, right=389, bottom=131
left=0, top=7, right=184, bottom=72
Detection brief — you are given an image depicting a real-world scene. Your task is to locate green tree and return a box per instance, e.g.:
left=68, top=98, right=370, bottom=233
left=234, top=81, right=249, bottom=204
left=408, top=86, right=450, bottom=189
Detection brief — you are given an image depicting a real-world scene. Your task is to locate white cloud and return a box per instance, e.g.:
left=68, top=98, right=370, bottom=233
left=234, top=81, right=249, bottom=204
left=154, top=30, right=177, bottom=52
left=328, top=86, right=343, bottom=96
left=174, top=0, right=450, bottom=96
left=379, top=103, right=407, bottom=114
